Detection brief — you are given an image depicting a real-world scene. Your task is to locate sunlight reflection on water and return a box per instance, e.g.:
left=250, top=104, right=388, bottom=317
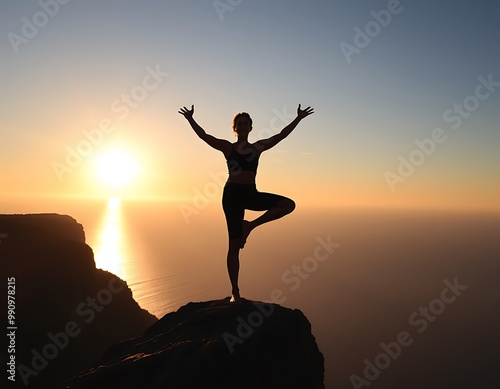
left=93, top=197, right=127, bottom=279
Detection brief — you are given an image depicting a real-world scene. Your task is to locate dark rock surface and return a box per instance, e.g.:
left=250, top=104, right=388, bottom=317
left=67, top=299, right=325, bottom=389
left=0, top=214, right=157, bottom=389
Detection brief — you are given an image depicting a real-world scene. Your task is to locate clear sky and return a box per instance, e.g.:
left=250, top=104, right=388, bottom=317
left=1, top=0, right=499, bottom=210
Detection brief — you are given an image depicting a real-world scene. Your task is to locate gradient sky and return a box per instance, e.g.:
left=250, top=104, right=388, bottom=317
left=1, top=0, right=499, bottom=210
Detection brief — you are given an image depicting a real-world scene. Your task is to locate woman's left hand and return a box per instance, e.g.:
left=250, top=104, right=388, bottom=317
left=297, top=104, right=314, bottom=119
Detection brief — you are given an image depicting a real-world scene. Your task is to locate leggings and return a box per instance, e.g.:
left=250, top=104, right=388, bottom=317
left=222, top=182, right=288, bottom=240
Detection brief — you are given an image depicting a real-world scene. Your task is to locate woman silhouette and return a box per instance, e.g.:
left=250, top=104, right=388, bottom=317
left=179, top=104, right=314, bottom=303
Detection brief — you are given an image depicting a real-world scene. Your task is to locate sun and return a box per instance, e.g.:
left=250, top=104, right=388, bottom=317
left=94, top=148, right=139, bottom=188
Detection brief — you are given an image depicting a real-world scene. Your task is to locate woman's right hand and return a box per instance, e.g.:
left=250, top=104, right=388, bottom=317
left=178, top=105, right=194, bottom=119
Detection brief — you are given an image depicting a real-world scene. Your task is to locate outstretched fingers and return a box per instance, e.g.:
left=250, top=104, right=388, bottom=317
left=297, top=104, right=314, bottom=119
left=178, top=105, right=195, bottom=117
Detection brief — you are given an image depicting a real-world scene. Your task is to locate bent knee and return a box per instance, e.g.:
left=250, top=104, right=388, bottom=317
left=279, top=198, right=295, bottom=213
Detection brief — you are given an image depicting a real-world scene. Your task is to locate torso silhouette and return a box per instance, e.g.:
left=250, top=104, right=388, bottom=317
left=225, top=142, right=260, bottom=184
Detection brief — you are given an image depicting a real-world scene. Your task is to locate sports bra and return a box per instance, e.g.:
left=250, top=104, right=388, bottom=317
left=226, top=143, right=259, bottom=174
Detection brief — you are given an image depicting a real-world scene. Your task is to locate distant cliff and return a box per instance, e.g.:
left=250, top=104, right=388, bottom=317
left=0, top=214, right=157, bottom=389
left=67, top=298, right=325, bottom=389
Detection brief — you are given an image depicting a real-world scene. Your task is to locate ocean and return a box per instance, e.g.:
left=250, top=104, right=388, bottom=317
left=3, top=196, right=499, bottom=388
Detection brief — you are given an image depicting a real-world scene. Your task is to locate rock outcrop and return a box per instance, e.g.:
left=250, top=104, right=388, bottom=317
left=67, top=298, right=325, bottom=389
left=0, top=214, right=157, bottom=389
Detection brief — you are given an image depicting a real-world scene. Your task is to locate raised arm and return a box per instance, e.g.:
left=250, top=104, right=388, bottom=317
left=178, top=105, right=231, bottom=153
left=254, top=104, right=314, bottom=152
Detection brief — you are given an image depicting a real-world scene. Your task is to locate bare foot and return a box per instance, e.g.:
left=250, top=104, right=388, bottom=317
left=230, top=292, right=242, bottom=304
left=240, top=220, right=252, bottom=248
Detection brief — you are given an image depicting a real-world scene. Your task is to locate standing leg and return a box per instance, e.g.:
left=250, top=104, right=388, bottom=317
left=227, top=239, right=242, bottom=303
left=222, top=183, right=245, bottom=302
